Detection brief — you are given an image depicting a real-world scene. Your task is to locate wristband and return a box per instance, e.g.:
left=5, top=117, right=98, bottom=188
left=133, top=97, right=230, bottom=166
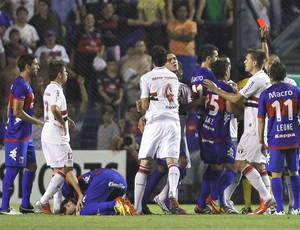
left=261, top=37, right=267, bottom=43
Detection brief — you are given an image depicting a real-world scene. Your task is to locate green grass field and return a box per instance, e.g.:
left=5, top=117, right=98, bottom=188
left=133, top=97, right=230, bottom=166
left=1, top=205, right=300, bottom=230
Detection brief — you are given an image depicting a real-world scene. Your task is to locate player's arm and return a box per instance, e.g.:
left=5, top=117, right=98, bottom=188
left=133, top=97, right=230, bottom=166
left=226, top=101, right=243, bottom=116
left=204, top=79, right=245, bottom=107
left=51, top=105, right=67, bottom=135
left=141, top=98, right=150, bottom=111
left=66, top=172, right=84, bottom=210
left=258, top=117, right=267, bottom=156
left=13, top=99, right=44, bottom=128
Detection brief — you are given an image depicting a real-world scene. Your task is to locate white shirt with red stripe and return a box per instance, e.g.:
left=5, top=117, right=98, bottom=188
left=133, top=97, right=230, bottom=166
left=239, top=70, right=271, bottom=134
left=140, top=66, right=180, bottom=123
left=42, top=81, right=70, bottom=144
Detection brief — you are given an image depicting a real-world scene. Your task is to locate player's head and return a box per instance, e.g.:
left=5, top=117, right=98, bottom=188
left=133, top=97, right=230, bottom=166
left=18, top=53, right=39, bottom=77
left=48, top=60, right=68, bottom=84
left=151, top=46, right=167, bottom=67
left=269, top=61, right=286, bottom=82
left=266, top=54, right=280, bottom=75
left=197, top=43, right=219, bottom=65
left=244, top=49, right=266, bottom=73
left=165, top=52, right=178, bottom=73
left=211, top=59, right=230, bottom=81
left=176, top=61, right=183, bottom=81
left=60, top=198, right=77, bottom=215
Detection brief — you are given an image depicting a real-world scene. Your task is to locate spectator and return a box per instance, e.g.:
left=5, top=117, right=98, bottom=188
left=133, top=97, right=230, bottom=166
left=137, top=0, right=167, bottom=51
left=3, top=6, right=39, bottom=51
left=0, top=38, right=6, bottom=68
left=0, top=10, right=13, bottom=38
left=10, top=0, right=36, bottom=21
left=167, top=4, right=197, bottom=85
left=167, top=0, right=196, bottom=21
left=96, top=105, right=120, bottom=150
left=70, top=13, right=103, bottom=106
left=4, top=29, right=32, bottom=56
left=120, top=40, right=151, bottom=107
left=97, top=57, right=124, bottom=118
left=50, top=0, right=81, bottom=26
left=29, top=0, right=65, bottom=46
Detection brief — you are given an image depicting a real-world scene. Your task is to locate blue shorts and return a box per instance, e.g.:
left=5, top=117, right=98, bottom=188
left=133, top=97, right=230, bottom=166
left=202, top=140, right=236, bottom=164
left=5, top=138, right=36, bottom=167
left=266, top=148, right=299, bottom=172
left=83, top=169, right=127, bottom=204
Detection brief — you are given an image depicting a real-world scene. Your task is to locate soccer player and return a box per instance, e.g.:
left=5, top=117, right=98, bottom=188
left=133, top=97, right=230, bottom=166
left=191, top=43, right=218, bottom=214
left=204, top=48, right=275, bottom=214
left=0, top=54, right=43, bottom=215
left=134, top=46, right=181, bottom=214
left=60, top=168, right=135, bottom=216
left=35, top=60, right=83, bottom=214
left=199, top=59, right=242, bottom=214
left=258, top=61, right=300, bottom=215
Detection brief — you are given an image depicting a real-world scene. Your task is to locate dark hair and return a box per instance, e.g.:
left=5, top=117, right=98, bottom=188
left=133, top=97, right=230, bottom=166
left=16, top=6, right=28, bottom=14
left=197, top=43, right=218, bottom=64
left=17, top=54, right=36, bottom=72
left=9, top=28, right=20, bottom=38
left=212, top=60, right=229, bottom=80
left=270, top=61, right=286, bottom=82
left=48, top=60, right=65, bottom=81
left=151, top=46, right=167, bottom=67
left=246, top=48, right=266, bottom=69
left=60, top=198, right=76, bottom=215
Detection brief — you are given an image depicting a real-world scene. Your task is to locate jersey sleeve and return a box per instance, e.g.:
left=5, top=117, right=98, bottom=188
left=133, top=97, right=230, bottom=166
left=258, top=91, right=266, bottom=118
left=239, top=77, right=260, bottom=99
left=140, top=75, right=149, bottom=99
left=48, top=87, right=62, bottom=108
left=12, top=81, right=27, bottom=100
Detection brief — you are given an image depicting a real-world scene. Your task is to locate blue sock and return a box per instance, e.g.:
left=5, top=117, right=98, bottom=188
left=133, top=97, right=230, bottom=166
left=272, top=177, right=284, bottom=212
left=21, top=170, right=36, bottom=208
left=290, top=175, right=300, bottom=209
left=210, top=170, right=222, bottom=200
left=197, top=167, right=211, bottom=207
left=1, top=167, right=19, bottom=210
left=218, top=169, right=236, bottom=196
left=142, top=169, right=165, bottom=208
left=179, top=167, right=186, bottom=181
left=220, top=192, right=225, bottom=207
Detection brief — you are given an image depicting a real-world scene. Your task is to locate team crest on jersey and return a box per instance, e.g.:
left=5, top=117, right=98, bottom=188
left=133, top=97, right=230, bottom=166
left=237, top=148, right=244, bottom=155
left=19, top=156, right=24, bottom=164
left=10, top=147, right=18, bottom=161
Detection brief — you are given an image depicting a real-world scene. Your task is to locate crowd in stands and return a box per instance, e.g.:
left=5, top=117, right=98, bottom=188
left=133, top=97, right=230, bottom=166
left=0, top=0, right=300, bottom=203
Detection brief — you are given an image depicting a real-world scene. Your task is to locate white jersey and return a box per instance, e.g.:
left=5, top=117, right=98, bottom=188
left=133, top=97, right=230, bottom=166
left=41, top=82, right=70, bottom=144
left=140, top=66, right=179, bottom=123
left=35, top=44, right=70, bottom=64
left=284, top=77, right=297, bottom=86
left=239, top=70, right=271, bottom=134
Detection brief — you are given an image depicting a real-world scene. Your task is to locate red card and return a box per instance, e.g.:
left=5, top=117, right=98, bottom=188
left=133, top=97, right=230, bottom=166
left=257, top=18, right=266, bottom=28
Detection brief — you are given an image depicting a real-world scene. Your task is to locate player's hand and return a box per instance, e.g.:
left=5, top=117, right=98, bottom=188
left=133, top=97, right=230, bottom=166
left=136, top=99, right=142, bottom=112
left=260, top=26, right=268, bottom=37
left=203, top=79, right=217, bottom=92
left=37, top=120, right=44, bottom=129
left=68, top=118, right=76, bottom=131
left=77, top=194, right=84, bottom=210
left=228, top=81, right=238, bottom=93
left=260, top=142, right=268, bottom=156
left=59, top=123, right=67, bottom=135
left=138, top=116, right=146, bottom=133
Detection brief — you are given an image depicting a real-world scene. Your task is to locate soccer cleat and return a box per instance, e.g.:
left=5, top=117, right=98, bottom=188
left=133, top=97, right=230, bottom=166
left=35, top=201, right=52, bottom=215
left=241, top=207, right=253, bottom=214
left=291, top=208, right=300, bottom=215
left=122, top=198, right=137, bottom=215
left=0, top=207, right=22, bottom=215
left=114, top=197, right=127, bottom=216
left=225, top=200, right=239, bottom=214
left=206, top=195, right=221, bottom=214
left=169, top=195, right=180, bottom=214
left=223, top=206, right=239, bottom=214
left=288, top=206, right=294, bottom=215
left=252, top=198, right=276, bottom=215
left=194, top=205, right=211, bottom=214
left=177, top=207, right=187, bottom=214
left=154, top=196, right=171, bottom=214
left=19, top=204, right=34, bottom=214
left=273, top=211, right=286, bottom=215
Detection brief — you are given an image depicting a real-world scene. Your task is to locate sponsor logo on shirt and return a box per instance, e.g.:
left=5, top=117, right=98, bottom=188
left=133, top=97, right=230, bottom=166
left=108, top=181, right=125, bottom=189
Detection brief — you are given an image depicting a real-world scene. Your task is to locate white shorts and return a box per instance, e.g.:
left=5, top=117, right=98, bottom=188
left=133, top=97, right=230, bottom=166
left=138, top=118, right=180, bottom=160
left=236, top=132, right=266, bottom=164
left=41, top=141, right=73, bottom=168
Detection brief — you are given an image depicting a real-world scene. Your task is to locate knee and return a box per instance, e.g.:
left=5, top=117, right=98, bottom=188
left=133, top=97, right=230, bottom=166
left=26, top=163, right=37, bottom=172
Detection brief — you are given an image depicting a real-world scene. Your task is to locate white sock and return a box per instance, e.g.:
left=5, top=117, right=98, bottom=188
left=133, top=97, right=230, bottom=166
left=41, top=172, right=65, bottom=204
left=259, top=169, right=271, bottom=192
left=285, top=175, right=294, bottom=207
left=168, top=163, right=180, bottom=198
left=223, top=171, right=242, bottom=205
left=53, top=187, right=62, bottom=213
left=242, top=166, right=271, bottom=201
left=134, top=165, right=150, bottom=213
left=158, top=182, right=169, bottom=202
